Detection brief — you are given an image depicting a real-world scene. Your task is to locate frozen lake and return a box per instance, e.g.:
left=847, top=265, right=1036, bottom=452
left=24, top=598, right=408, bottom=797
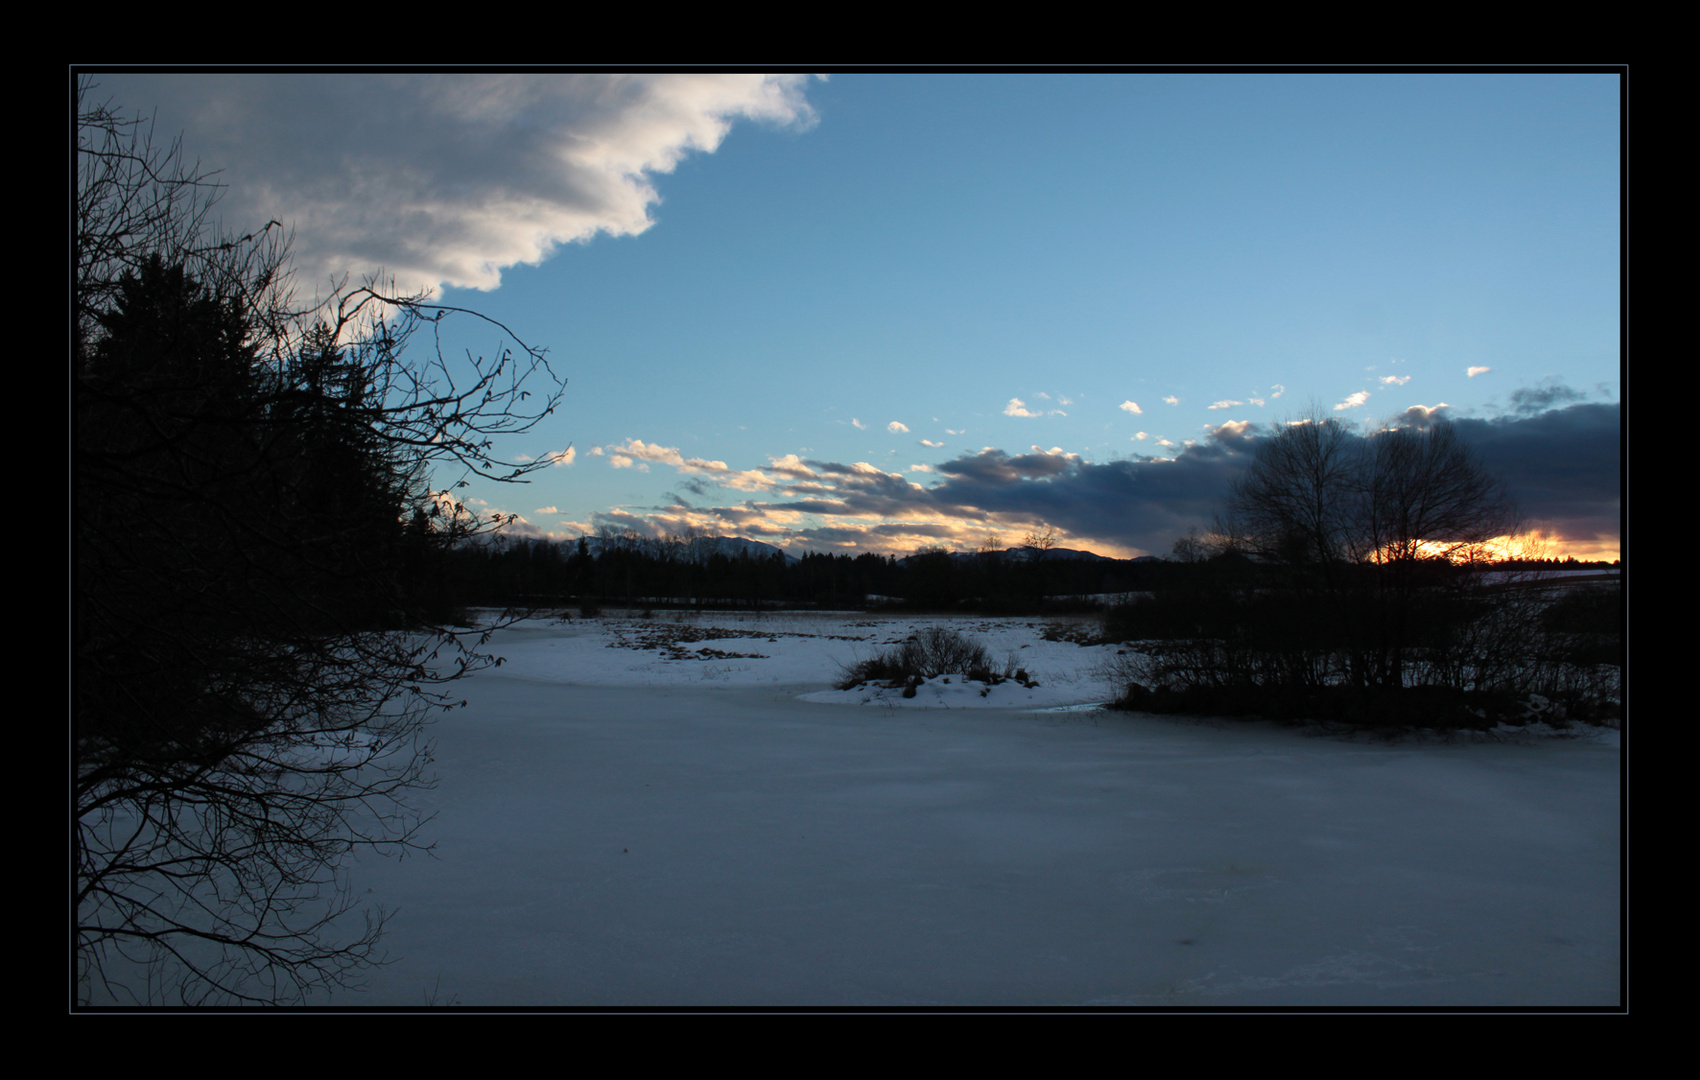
left=336, top=613, right=1621, bottom=1008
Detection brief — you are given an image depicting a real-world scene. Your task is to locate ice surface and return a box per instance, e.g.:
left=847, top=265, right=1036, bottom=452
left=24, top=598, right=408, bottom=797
left=316, top=612, right=1619, bottom=1007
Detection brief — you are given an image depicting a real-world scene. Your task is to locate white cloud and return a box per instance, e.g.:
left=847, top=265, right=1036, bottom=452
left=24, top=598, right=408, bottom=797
left=1163, top=396, right=1179, bottom=406
left=609, top=454, right=642, bottom=470
left=1334, top=391, right=1371, bottom=411
left=1119, top=400, right=1143, bottom=414
left=1207, top=399, right=1243, bottom=410
left=721, top=470, right=776, bottom=492
left=1380, top=375, right=1411, bottom=386
left=887, top=421, right=909, bottom=433
left=909, top=464, right=933, bottom=473
left=945, top=428, right=964, bottom=435
left=767, top=454, right=816, bottom=478
left=920, top=439, right=944, bottom=448
left=547, top=446, right=577, bottom=466
left=851, top=418, right=867, bottom=430
left=1030, top=445, right=1080, bottom=464
left=1468, top=366, right=1492, bottom=378
left=606, top=438, right=729, bottom=475
left=1270, top=384, right=1286, bottom=398
left=1004, top=398, right=1039, bottom=417
left=590, top=446, right=605, bottom=456
left=95, top=74, right=821, bottom=297
left=1133, top=431, right=1149, bottom=441
left=535, top=506, right=559, bottom=515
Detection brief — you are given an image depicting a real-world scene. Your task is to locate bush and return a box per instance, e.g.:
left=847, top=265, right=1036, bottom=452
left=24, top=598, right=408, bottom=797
left=837, top=627, right=992, bottom=689
left=1099, top=558, right=1623, bottom=730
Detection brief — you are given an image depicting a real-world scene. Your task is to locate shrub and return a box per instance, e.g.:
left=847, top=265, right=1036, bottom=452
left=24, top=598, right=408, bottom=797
left=837, top=627, right=992, bottom=689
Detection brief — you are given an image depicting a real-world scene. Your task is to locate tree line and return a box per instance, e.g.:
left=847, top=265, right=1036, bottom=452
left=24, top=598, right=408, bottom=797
left=431, top=534, right=1165, bottom=612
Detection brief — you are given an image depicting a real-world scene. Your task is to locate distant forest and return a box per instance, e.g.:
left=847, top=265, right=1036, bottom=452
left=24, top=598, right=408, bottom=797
left=424, top=535, right=1619, bottom=614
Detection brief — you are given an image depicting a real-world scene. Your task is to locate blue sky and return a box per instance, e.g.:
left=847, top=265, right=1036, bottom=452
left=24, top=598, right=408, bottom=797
left=86, top=72, right=1622, bottom=559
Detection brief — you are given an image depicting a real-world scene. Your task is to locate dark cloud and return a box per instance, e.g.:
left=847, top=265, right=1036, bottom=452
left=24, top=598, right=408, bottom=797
left=1506, top=381, right=1589, bottom=417
left=606, top=405, right=1619, bottom=558
left=937, top=448, right=1078, bottom=484
left=1449, top=403, right=1621, bottom=547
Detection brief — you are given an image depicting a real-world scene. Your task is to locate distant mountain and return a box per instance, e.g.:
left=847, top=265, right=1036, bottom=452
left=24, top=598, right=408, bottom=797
left=897, top=545, right=1123, bottom=566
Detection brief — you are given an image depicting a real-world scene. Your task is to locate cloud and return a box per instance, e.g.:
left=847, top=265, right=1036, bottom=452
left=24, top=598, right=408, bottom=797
left=887, top=421, right=909, bottom=433
left=920, top=439, right=944, bottom=448
left=1163, top=396, right=1179, bottom=406
left=1391, top=404, right=1452, bottom=429
left=92, top=74, right=820, bottom=298
left=767, top=454, right=816, bottom=478
left=606, top=438, right=729, bottom=475
left=1507, top=380, right=1587, bottom=416
left=1005, top=397, right=1066, bottom=417
left=547, top=447, right=577, bottom=467
left=1442, top=403, right=1621, bottom=554
left=851, top=418, right=867, bottom=430
left=535, top=506, right=559, bottom=515
left=563, top=401, right=1618, bottom=560
left=1207, top=399, right=1243, bottom=410
left=945, top=428, right=964, bottom=435
left=1209, top=420, right=1255, bottom=441
left=1334, top=391, right=1371, bottom=411
left=1468, top=366, right=1492, bottom=378
left=1133, top=432, right=1149, bottom=441
left=1119, top=400, right=1143, bottom=414
left=1270, top=385, right=1286, bottom=398
left=590, top=446, right=604, bottom=456
left=1380, top=375, right=1411, bottom=386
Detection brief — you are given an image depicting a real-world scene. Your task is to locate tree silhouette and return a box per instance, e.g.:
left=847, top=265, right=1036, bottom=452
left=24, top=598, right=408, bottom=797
left=74, top=79, right=565, bottom=1005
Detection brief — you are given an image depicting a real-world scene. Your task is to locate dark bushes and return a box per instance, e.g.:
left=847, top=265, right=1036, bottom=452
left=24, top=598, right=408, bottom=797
left=837, top=627, right=1000, bottom=689
left=1103, top=559, right=1621, bottom=729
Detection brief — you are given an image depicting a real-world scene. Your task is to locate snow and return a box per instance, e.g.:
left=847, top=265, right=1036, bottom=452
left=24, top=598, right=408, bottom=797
left=146, top=611, right=1634, bottom=1007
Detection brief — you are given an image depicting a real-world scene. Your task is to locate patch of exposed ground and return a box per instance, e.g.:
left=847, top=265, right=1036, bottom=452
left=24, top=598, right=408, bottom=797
left=605, top=622, right=870, bottom=662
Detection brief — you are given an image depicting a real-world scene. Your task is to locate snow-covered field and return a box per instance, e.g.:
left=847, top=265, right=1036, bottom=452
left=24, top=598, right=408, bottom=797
left=330, top=610, right=1620, bottom=1008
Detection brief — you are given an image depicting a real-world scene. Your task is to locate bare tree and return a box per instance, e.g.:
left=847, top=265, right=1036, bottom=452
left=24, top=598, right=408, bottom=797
left=1223, top=407, right=1364, bottom=576
left=74, top=78, right=566, bottom=1005
left=1216, top=407, right=1519, bottom=692
left=1021, top=524, right=1058, bottom=561
left=1361, top=422, right=1516, bottom=567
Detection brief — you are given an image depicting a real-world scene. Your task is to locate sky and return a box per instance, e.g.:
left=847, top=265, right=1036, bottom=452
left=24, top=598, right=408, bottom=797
left=83, top=72, right=1623, bottom=560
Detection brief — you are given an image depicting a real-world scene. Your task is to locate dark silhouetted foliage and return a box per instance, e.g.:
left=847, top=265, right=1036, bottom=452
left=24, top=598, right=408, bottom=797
left=74, top=80, right=564, bottom=1005
left=1104, top=412, right=1619, bottom=730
